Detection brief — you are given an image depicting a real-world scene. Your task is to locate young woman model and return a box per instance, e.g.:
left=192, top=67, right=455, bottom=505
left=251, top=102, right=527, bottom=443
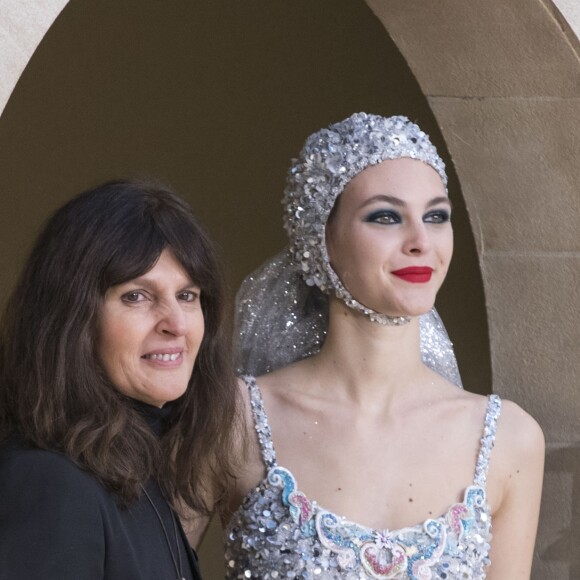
left=222, top=114, right=544, bottom=579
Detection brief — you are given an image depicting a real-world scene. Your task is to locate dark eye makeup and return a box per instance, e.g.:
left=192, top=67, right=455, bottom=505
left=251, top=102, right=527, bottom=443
left=364, top=208, right=450, bottom=225
left=423, top=209, right=451, bottom=224
left=364, top=210, right=402, bottom=225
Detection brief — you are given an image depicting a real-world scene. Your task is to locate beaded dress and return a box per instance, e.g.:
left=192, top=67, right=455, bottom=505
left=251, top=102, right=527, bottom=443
left=225, top=377, right=502, bottom=580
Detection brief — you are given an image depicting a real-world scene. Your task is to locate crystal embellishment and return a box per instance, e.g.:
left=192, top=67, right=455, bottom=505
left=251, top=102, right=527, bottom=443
left=224, top=378, right=501, bottom=579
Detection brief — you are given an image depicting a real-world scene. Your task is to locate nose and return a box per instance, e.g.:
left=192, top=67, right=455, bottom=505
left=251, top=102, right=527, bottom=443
left=156, top=300, right=188, bottom=337
left=402, top=220, right=430, bottom=255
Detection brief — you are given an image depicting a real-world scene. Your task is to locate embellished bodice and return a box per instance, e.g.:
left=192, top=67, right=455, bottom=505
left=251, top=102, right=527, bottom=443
left=225, top=376, right=502, bottom=580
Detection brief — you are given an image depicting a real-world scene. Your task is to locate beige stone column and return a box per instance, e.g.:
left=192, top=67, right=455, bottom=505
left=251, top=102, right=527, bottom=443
left=365, top=1, right=580, bottom=577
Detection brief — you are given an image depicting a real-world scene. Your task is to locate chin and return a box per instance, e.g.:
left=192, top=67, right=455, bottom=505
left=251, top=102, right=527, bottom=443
left=166, top=388, right=189, bottom=403
left=151, top=385, right=189, bottom=405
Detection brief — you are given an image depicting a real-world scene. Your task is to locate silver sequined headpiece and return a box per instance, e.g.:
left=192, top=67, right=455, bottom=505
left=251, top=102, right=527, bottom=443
left=283, top=112, right=447, bottom=325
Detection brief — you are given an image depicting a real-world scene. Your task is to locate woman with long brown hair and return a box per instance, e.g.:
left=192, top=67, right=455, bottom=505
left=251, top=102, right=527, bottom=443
left=0, top=180, right=241, bottom=579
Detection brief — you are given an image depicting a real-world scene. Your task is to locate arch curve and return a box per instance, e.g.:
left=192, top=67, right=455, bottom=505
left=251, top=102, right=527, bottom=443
left=0, top=0, right=68, bottom=117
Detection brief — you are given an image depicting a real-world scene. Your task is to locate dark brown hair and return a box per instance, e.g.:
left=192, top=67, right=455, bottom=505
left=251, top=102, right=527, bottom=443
left=0, top=179, right=241, bottom=514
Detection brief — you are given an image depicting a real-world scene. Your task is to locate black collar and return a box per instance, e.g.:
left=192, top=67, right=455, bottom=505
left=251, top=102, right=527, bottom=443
left=130, top=399, right=174, bottom=437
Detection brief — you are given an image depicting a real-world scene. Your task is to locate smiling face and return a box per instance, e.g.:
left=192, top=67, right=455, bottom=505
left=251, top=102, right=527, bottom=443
left=326, top=157, right=453, bottom=319
left=97, top=248, right=204, bottom=407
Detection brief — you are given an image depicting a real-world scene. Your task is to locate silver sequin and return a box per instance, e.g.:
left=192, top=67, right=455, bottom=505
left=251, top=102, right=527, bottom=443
left=224, top=378, right=501, bottom=579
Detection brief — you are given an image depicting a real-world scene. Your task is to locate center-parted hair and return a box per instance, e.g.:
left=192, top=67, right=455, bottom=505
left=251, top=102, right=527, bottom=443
left=0, top=179, right=242, bottom=513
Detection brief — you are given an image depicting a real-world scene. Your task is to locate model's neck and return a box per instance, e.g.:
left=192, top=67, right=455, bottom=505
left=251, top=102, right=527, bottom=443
left=311, top=299, right=428, bottom=407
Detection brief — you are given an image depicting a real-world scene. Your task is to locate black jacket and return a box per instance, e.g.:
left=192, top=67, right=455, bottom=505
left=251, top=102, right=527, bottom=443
left=0, top=435, right=203, bottom=580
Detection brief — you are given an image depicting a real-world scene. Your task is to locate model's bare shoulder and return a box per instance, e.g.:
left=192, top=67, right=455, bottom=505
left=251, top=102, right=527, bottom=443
left=251, top=359, right=313, bottom=403
left=488, top=398, right=545, bottom=513
left=497, top=399, right=545, bottom=464
left=484, top=399, right=544, bottom=578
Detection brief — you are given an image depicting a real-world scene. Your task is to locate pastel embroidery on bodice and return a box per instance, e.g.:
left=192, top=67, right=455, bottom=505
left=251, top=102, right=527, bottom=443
left=225, top=376, right=501, bottom=580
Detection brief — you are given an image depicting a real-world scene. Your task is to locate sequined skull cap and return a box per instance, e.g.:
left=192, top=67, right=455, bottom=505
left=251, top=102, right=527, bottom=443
left=282, top=112, right=447, bottom=325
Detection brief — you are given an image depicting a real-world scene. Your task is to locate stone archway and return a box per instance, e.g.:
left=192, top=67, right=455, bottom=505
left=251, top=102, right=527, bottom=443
left=0, top=1, right=68, bottom=115
left=1, top=1, right=579, bottom=577
left=364, top=1, right=580, bottom=577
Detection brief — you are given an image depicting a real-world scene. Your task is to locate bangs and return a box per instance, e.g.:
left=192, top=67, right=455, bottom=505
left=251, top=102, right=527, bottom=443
left=99, top=187, right=218, bottom=296
left=160, top=225, right=218, bottom=296
left=99, top=217, right=167, bottom=292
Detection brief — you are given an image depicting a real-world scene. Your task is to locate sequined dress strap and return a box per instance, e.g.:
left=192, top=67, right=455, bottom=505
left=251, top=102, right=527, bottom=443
left=473, top=394, right=502, bottom=488
left=242, top=375, right=277, bottom=469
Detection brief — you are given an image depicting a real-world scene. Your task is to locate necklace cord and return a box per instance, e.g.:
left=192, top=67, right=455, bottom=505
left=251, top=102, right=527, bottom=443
left=141, top=484, right=185, bottom=580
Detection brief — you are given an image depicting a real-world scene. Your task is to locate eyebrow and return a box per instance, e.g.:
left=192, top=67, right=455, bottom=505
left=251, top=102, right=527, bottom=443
left=359, top=194, right=452, bottom=210
left=117, top=276, right=199, bottom=291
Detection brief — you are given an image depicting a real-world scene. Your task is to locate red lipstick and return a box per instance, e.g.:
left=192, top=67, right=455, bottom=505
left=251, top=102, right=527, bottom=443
left=391, top=266, right=433, bottom=283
